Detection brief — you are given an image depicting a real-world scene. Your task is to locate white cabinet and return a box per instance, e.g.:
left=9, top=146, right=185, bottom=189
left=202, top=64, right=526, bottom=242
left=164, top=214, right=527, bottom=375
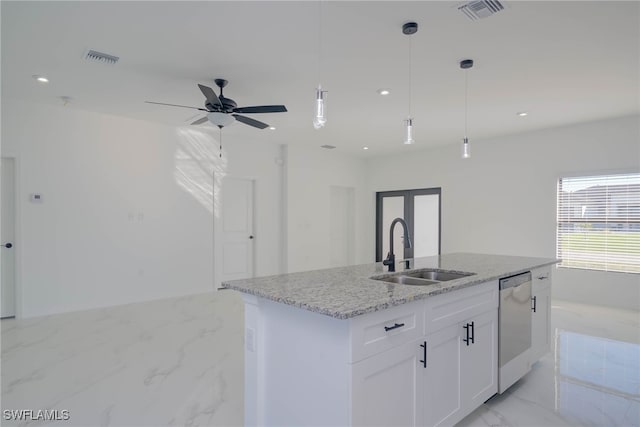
left=243, top=280, right=499, bottom=427
left=352, top=338, right=425, bottom=427
left=424, top=323, right=462, bottom=426
left=424, top=306, right=498, bottom=427
left=530, top=267, right=552, bottom=362
left=460, top=309, right=498, bottom=410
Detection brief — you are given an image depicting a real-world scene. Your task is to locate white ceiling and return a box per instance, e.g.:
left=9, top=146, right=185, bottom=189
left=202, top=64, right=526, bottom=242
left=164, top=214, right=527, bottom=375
left=2, top=1, right=639, bottom=156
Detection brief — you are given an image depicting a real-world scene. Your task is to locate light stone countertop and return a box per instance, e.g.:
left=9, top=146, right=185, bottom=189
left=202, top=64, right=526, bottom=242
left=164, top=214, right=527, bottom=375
left=222, top=252, right=559, bottom=319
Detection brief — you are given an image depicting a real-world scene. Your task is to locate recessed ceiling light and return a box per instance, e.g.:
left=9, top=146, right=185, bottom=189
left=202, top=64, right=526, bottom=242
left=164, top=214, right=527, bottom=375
left=517, top=112, right=528, bottom=117
left=269, top=126, right=276, bottom=130
left=377, top=89, right=391, bottom=96
left=33, top=75, right=49, bottom=83
left=363, top=146, right=369, bottom=150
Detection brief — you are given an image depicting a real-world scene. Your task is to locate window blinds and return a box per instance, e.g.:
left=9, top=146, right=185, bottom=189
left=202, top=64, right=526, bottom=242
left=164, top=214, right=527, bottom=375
left=557, top=173, right=640, bottom=274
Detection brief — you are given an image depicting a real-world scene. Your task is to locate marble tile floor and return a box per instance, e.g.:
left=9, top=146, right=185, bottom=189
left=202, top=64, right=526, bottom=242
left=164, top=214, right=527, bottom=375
left=2, top=291, right=638, bottom=427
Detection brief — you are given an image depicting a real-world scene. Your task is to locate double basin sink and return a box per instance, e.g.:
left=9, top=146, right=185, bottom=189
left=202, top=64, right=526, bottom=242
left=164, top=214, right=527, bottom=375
left=371, top=269, right=475, bottom=286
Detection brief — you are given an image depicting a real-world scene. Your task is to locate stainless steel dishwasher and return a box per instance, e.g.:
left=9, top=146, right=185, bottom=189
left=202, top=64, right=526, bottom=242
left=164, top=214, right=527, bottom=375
left=498, top=271, right=532, bottom=393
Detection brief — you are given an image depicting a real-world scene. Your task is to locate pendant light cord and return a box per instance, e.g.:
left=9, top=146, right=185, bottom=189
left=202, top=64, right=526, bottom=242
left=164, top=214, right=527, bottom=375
left=317, top=1, right=323, bottom=85
left=464, top=69, right=468, bottom=138
left=219, top=127, right=222, bottom=158
left=408, top=34, right=412, bottom=118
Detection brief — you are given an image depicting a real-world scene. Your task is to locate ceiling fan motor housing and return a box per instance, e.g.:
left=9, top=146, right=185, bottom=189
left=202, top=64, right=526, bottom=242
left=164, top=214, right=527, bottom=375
left=206, top=96, right=237, bottom=113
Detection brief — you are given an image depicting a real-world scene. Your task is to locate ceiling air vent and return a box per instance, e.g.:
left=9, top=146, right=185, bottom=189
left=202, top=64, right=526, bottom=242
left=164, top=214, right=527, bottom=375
left=458, top=0, right=505, bottom=20
left=83, top=49, right=119, bottom=65
left=320, top=144, right=336, bottom=149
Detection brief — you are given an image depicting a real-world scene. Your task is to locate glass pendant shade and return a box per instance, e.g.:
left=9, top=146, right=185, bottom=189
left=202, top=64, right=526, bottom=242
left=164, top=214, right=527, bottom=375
left=462, top=137, right=471, bottom=158
left=313, top=86, right=327, bottom=129
left=404, top=118, right=415, bottom=145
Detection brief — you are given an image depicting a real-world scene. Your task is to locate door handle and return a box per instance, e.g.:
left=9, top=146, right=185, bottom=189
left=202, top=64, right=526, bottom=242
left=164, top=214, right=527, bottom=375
left=419, top=341, right=427, bottom=368
left=531, top=296, right=537, bottom=313
left=2, top=243, right=12, bottom=249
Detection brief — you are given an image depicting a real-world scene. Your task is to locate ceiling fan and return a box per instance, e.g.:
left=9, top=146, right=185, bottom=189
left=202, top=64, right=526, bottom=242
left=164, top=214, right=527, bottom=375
left=145, top=78, right=287, bottom=129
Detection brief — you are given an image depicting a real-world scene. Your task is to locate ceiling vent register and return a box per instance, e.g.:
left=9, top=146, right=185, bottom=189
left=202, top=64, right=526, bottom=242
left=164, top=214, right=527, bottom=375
left=458, top=0, right=505, bottom=20
left=84, top=50, right=119, bottom=65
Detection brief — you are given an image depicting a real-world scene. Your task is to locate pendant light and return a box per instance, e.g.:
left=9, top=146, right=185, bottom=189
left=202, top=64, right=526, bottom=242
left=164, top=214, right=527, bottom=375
left=403, top=22, right=418, bottom=145
left=460, top=59, right=474, bottom=158
left=313, top=1, right=327, bottom=129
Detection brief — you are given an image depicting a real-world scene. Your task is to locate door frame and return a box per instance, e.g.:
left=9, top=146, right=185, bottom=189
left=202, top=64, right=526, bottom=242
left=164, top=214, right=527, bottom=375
left=1, top=155, right=22, bottom=318
left=214, top=175, right=256, bottom=290
left=375, top=188, right=441, bottom=262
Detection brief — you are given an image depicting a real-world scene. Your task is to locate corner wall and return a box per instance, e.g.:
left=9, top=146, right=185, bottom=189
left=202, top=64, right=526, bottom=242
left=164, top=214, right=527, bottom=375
left=2, top=100, right=283, bottom=317
left=286, top=144, right=369, bottom=272
left=365, top=116, right=640, bottom=311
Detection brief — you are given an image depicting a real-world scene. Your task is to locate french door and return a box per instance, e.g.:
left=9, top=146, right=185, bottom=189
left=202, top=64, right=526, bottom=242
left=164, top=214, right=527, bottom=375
left=375, top=188, right=441, bottom=262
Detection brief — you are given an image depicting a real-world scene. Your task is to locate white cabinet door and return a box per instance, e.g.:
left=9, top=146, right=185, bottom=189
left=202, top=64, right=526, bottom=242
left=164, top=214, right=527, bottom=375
left=352, top=339, right=425, bottom=427
left=460, top=309, right=498, bottom=411
left=531, top=285, right=551, bottom=362
left=424, top=323, right=462, bottom=427
left=531, top=267, right=552, bottom=363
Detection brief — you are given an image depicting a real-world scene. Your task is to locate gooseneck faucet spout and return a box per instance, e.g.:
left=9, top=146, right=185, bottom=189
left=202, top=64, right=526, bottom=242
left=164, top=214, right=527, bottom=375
left=382, top=217, right=413, bottom=272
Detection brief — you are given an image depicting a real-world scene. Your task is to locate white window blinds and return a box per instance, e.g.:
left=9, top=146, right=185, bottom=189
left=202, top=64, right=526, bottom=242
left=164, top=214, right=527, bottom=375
left=557, top=173, right=640, bottom=274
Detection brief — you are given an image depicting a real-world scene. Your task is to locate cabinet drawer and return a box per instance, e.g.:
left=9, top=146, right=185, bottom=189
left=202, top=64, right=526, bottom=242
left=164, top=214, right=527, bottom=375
left=350, top=299, right=424, bottom=363
left=532, top=266, right=551, bottom=291
left=425, top=281, right=498, bottom=335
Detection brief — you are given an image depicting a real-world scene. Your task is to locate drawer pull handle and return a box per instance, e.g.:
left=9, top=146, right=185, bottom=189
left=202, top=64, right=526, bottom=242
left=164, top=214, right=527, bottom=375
left=420, top=341, right=427, bottom=368
left=537, top=275, right=548, bottom=280
left=384, top=322, right=405, bottom=332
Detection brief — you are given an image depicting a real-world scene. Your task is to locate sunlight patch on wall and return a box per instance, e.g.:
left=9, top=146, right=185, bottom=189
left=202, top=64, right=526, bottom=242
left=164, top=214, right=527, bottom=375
left=174, top=128, right=227, bottom=217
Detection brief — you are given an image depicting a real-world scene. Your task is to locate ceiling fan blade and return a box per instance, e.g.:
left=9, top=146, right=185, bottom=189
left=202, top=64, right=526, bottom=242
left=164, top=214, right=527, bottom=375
left=233, top=114, right=269, bottom=129
left=198, top=84, right=221, bottom=106
left=145, top=101, right=208, bottom=111
left=233, top=105, right=287, bottom=114
left=191, top=116, right=209, bottom=125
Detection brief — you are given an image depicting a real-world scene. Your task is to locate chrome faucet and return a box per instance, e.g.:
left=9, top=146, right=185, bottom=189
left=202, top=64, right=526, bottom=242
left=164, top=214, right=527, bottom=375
left=382, top=217, right=413, bottom=272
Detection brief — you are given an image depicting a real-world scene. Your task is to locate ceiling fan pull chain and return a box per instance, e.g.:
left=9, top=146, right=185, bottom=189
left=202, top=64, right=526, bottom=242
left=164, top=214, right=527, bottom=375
left=219, top=127, right=223, bottom=158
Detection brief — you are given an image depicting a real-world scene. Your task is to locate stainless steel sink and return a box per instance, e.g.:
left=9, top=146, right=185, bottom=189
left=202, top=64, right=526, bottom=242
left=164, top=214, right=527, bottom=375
left=371, top=269, right=475, bottom=286
left=378, top=276, right=440, bottom=286
left=403, top=270, right=474, bottom=282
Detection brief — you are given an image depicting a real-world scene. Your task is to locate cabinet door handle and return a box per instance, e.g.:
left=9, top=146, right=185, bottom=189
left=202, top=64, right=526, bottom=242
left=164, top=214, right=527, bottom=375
left=463, top=322, right=475, bottom=345
left=531, top=296, right=537, bottom=313
left=419, top=341, right=427, bottom=368
left=463, top=323, right=470, bottom=346
left=537, top=275, right=548, bottom=280
left=384, top=322, right=405, bottom=332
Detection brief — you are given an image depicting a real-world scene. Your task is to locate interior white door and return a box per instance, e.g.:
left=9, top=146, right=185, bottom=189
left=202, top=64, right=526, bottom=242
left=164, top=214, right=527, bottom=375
left=221, top=177, right=254, bottom=282
left=329, top=186, right=355, bottom=267
left=1, top=158, right=16, bottom=318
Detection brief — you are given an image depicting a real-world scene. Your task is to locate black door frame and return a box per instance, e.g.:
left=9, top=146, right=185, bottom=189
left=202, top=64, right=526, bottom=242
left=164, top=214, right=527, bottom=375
left=375, top=188, right=441, bottom=262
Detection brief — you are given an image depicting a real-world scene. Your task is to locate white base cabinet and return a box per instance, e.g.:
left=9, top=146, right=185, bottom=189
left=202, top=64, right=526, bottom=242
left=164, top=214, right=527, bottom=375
left=425, top=308, right=498, bottom=426
left=243, top=281, right=499, bottom=427
left=531, top=266, right=552, bottom=363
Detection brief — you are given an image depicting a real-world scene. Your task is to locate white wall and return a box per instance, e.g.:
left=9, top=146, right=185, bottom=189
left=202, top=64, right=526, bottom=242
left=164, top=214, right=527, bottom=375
left=286, top=145, right=368, bottom=272
left=2, top=100, right=283, bottom=318
left=365, top=116, right=640, bottom=311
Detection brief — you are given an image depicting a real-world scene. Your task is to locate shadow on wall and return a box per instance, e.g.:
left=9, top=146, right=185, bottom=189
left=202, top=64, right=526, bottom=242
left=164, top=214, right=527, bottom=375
left=174, top=128, right=227, bottom=217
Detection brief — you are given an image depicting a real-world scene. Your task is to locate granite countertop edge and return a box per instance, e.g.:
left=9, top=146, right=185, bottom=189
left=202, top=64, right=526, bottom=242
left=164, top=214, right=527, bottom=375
left=222, top=253, right=559, bottom=320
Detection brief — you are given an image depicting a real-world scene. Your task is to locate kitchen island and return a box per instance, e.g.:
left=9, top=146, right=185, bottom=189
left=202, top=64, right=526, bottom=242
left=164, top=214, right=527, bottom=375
left=223, top=253, right=558, bottom=427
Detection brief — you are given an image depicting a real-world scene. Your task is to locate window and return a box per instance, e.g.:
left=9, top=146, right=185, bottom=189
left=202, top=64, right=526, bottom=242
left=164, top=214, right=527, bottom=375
left=557, top=173, right=640, bottom=274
